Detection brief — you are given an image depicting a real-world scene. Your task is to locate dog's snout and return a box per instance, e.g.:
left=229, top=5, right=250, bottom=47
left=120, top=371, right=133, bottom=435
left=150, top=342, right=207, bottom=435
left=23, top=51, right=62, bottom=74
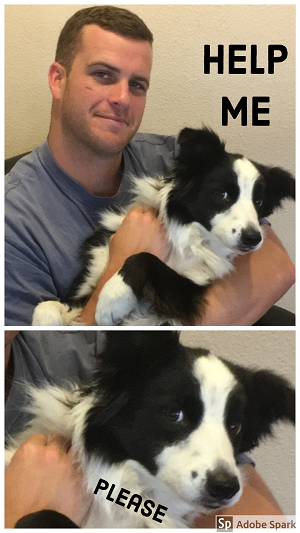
left=206, top=470, right=240, bottom=502
left=241, top=228, right=262, bottom=248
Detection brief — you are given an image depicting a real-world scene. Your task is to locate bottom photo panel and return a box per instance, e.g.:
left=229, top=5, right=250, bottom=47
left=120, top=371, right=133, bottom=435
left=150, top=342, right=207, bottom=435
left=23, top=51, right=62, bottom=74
left=5, top=329, right=295, bottom=529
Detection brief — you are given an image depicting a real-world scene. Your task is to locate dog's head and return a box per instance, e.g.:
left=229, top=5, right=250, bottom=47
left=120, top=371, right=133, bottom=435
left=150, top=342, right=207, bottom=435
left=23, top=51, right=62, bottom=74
left=166, top=127, right=295, bottom=253
left=84, top=332, right=294, bottom=511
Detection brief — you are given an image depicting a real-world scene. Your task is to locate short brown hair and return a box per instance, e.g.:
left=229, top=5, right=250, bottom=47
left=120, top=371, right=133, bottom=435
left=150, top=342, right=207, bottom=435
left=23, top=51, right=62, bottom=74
left=55, top=5, right=153, bottom=74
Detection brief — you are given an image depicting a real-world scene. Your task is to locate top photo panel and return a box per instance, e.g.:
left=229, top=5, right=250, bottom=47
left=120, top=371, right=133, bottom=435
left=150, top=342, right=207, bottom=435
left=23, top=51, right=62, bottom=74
left=5, top=4, right=295, bottom=327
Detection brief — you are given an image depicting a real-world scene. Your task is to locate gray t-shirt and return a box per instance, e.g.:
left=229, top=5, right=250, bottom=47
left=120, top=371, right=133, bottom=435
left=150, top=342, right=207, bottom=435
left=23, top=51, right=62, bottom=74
left=5, top=331, right=106, bottom=438
left=5, top=133, right=177, bottom=325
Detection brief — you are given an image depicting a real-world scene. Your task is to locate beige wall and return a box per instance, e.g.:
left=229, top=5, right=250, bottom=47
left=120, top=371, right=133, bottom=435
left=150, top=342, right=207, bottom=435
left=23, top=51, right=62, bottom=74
left=5, top=4, right=295, bottom=312
left=180, top=329, right=295, bottom=515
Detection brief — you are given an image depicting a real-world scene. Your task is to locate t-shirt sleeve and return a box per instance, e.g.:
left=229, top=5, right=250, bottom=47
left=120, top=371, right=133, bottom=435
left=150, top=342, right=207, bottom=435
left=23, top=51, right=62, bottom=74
left=5, top=236, right=59, bottom=326
left=128, top=133, right=178, bottom=177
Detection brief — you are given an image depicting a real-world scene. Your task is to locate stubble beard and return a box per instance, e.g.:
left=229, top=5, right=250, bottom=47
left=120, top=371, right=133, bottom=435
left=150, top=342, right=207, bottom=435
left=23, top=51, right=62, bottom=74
left=61, top=108, right=128, bottom=159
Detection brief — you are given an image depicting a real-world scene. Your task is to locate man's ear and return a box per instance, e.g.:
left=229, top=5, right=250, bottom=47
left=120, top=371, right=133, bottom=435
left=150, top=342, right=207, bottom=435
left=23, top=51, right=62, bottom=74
left=48, top=61, right=67, bottom=100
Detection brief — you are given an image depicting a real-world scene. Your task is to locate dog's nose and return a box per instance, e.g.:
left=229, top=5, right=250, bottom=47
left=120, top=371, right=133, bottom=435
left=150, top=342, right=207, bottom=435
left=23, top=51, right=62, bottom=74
left=241, top=228, right=262, bottom=248
left=206, top=471, right=240, bottom=501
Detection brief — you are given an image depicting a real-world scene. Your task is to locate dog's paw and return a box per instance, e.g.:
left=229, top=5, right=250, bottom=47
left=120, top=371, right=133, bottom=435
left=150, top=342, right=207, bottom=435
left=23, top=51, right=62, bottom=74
left=32, top=301, right=81, bottom=326
left=95, top=273, right=137, bottom=325
left=188, top=223, right=206, bottom=256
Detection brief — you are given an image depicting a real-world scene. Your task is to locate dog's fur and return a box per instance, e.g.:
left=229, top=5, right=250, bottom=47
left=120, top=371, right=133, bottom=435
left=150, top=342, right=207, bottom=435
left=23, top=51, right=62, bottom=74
left=32, top=128, right=295, bottom=326
left=6, top=332, right=295, bottom=528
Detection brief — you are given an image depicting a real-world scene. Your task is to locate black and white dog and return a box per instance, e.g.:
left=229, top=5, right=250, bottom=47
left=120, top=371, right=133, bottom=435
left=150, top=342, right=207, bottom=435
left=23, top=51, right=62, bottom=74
left=6, top=332, right=295, bottom=528
left=32, top=128, right=295, bottom=325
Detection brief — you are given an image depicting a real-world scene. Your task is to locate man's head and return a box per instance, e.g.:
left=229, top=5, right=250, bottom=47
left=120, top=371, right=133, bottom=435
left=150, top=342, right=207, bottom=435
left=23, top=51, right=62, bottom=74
left=49, top=6, right=153, bottom=158
left=55, top=6, right=153, bottom=75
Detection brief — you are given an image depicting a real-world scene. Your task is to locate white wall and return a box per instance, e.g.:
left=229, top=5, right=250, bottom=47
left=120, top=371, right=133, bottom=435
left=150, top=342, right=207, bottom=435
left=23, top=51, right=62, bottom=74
left=179, top=329, right=295, bottom=515
left=5, top=4, right=295, bottom=312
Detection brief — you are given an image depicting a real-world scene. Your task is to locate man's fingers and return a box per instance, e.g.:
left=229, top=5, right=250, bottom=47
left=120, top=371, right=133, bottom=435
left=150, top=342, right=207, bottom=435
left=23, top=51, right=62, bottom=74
left=130, top=205, right=158, bottom=216
left=24, top=434, right=48, bottom=447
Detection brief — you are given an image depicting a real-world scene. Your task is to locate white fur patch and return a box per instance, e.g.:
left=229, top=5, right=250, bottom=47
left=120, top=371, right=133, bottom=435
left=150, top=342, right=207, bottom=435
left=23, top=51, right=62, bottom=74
left=234, top=158, right=260, bottom=183
left=95, top=273, right=138, bottom=325
left=32, top=301, right=82, bottom=326
left=74, top=244, right=110, bottom=301
left=211, top=158, right=263, bottom=250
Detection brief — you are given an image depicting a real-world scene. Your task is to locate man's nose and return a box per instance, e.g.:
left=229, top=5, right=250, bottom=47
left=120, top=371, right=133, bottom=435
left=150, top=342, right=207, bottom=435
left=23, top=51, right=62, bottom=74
left=108, top=80, right=130, bottom=109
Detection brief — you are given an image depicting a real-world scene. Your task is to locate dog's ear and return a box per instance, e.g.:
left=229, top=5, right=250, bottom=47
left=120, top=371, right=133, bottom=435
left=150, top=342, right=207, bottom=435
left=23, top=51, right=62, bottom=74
left=255, top=163, right=295, bottom=217
left=103, top=330, right=180, bottom=364
left=84, top=332, right=182, bottom=430
left=230, top=365, right=295, bottom=453
left=95, top=331, right=182, bottom=388
left=176, top=127, right=226, bottom=171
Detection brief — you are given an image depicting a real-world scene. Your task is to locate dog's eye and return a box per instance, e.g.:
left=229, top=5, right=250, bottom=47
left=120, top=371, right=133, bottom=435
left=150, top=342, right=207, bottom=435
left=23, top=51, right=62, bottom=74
left=215, top=190, right=228, bottom=200
left=228, top=422, right=242, bottom=436
left=164, top=408, right=184, bottom=423
left=255, top=198, right=263, bottom=208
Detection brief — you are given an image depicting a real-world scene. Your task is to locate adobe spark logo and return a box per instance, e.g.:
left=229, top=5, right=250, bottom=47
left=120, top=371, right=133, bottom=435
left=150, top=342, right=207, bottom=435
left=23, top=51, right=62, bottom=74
left=216, top=516, right=233, bottom=531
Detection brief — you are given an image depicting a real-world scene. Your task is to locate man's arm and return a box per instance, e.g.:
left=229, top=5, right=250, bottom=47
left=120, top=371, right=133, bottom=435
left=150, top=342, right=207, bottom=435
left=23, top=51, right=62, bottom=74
left=80, top=213, right=294, bottom=326
left=197, top=225, right=295, bottom=326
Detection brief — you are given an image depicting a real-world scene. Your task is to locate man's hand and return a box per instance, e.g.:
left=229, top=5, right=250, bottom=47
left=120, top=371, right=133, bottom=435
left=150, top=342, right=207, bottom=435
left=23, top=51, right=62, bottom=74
left=5, top=434, right=93, bottom=528
left=108, top=206, right=171, bottom=271
left=80, top=206, right=172, bottom=325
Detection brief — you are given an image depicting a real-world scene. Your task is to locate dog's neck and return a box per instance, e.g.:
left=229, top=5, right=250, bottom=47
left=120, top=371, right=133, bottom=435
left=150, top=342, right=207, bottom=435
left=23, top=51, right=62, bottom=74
left=84, top=455, right=198, bottom=528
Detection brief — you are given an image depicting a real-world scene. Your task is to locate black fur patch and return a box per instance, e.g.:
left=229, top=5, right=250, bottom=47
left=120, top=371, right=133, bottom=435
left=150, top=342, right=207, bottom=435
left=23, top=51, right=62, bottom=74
left=223, top=359, right=295, bottom=452
left=66, top=228, right=113, bottom=306
left=120, top=253, right=208, bottom=324
left=84, top=332, right=203, bottom=472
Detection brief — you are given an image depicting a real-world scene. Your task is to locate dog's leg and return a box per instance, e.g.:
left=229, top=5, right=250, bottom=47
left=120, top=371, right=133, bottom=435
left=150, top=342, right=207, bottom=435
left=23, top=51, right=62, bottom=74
left=95, top=252, right=208, bottom=326
left=95, top=273, right=139, bottom=325
left=32, top=301, right=82, bottom=326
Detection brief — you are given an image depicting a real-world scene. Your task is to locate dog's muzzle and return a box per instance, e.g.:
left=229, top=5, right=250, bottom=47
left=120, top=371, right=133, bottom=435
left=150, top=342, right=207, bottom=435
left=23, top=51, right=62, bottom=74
left=201, top=468, right=241, bottom=509
left=239, top=226, right=262, bottom=251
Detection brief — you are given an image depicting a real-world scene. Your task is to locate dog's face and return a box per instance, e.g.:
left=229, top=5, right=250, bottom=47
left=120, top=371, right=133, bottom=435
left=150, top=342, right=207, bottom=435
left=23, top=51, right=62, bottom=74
left=84, top=332, right=294, bottom=511
left=166, top=128, right=294, bottom=253
left=152, top=353, right=244, bottom=509
left=207, top=157, right=264, bottom=252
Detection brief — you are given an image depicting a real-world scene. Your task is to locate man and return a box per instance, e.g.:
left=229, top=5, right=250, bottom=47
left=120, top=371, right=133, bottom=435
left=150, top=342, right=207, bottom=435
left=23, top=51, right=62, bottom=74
left=5, top=6, right=295, bottom=325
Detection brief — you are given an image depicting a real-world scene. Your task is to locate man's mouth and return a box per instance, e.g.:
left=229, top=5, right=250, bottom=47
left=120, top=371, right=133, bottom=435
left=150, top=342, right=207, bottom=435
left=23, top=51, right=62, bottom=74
left=95, top=114, right=128, bottom=126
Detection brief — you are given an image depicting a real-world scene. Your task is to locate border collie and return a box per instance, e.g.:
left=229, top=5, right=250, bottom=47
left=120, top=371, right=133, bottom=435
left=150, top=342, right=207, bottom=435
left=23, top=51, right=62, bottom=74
left=32, top=128, right=295, bottom=326
left=6, top=332, right=295, bottom=528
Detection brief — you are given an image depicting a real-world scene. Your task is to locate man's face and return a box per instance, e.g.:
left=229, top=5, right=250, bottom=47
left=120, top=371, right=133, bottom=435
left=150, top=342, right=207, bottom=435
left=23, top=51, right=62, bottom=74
left=59, top=25, right=152, bottom=156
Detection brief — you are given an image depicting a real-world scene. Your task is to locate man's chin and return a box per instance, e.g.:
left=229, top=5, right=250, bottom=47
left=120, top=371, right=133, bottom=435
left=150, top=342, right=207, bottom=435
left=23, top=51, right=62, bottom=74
left=93, top=129, right=137, bottom=155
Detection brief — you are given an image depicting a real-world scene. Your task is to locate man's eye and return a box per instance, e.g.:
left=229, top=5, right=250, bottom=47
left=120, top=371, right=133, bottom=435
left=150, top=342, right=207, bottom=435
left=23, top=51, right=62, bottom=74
left=130, top=81, right=147, bottom=93
left=93, top=71, right=111, bottom=81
